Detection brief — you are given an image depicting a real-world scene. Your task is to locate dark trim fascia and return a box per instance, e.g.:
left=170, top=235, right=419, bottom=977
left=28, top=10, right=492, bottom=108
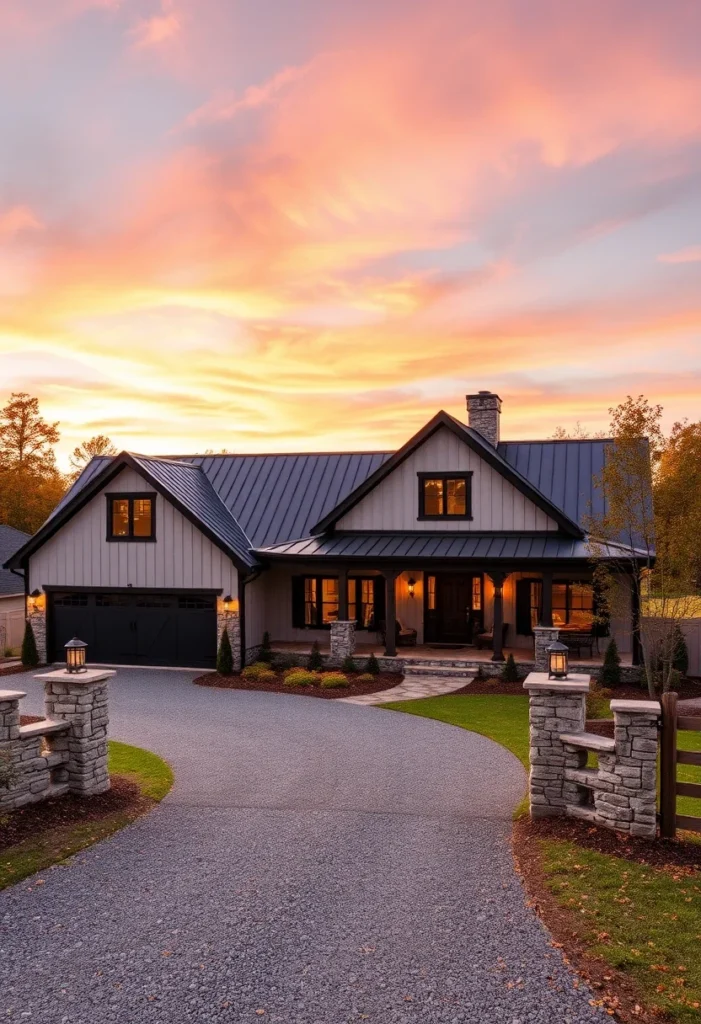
left=42, top=585, right=223, bottom=595
left=309, top=411, right=584, bottom=538
left=105, top=492, right=157, bottom=542
left=5, top=451, right=256, bottom=575
left=255, top=555, right=634, bottom=573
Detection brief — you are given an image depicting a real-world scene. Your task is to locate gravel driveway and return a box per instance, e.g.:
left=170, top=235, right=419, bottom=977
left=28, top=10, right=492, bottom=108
left=1, top=669, right=602, bottom=1023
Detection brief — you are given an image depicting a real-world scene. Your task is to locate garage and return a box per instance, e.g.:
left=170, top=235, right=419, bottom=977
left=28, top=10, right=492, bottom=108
left=49, top=591, right=217, bottom=668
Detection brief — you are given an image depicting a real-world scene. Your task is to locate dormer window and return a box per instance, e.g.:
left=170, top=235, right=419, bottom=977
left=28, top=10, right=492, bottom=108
left=107, top=494, right=156, bottom=540
left=418, top=473, right=472, bottom=520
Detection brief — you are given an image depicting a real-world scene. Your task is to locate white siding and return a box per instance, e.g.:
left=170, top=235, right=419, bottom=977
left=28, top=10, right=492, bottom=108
left=28, top=467, right=238, bottom=597
left=337, top=427, right=558, bottom=532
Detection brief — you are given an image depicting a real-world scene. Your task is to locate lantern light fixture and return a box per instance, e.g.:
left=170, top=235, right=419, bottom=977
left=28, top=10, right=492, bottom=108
left=65, top=636, right=88, bottom=674
left=223, top=594, right=233, bottom=611
left=547, top=640, right=569, bottom=680
left=407, top=577, right=416, bottom=598
left=30, top=588, right=41, bottom=599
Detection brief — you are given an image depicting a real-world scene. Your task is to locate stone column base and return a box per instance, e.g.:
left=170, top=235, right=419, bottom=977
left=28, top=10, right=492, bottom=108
left=532, top=626, right=560, bottom=672
left=217, top=611, right=242, bottom=671
left=330, top=620, right=356, bottom=666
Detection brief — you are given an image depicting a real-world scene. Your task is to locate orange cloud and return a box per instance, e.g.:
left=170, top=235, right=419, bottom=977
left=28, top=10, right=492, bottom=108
left=182, top=64, right=313, bottom=128
left=0, top=206, right=43, bottom=237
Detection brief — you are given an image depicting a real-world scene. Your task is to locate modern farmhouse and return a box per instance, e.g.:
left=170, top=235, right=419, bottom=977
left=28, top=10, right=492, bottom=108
left=5, top=392, right=646, bottom=672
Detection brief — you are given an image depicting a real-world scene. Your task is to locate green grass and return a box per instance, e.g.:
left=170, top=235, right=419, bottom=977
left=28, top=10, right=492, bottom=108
left=0, top=740, right=172, bottom=890
left=542, top=840, right=701, bottom=1022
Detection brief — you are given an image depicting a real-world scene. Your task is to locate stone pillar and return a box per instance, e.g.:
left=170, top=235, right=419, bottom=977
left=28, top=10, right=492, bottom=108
left=217, top=608, right=242, bottom=671
left=0, top=690, right=23, bottom=811
left=28, top=599, right=48, bottom=663
left=330, top=620, right=356, bottom=666
left=596, top=699, right=660, bottom=837
left=384, top=571, right=399, bottom=657
left=533, top=625, right=560, bottom=672
left=41, top=669, right=114, bottom=797
left=524, top=674, right=590, bottom=817
left=489, top=572, right=506, bottom=661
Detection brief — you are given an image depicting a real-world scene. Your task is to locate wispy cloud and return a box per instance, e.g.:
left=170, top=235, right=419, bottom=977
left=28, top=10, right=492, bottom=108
left=183, top=64, right=313, bottom=128
left=0, top=205, right=43, bottom=237
left=658, top=245, right=701, bottom=264
left=129, top=0, right=180, bottom=49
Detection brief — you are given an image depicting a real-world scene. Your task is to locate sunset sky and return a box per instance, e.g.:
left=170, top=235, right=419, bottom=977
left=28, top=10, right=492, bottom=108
left=2, top=0, right=700, bottom=465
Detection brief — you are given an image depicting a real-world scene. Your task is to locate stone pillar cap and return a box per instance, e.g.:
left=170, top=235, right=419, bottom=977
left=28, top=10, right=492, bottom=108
left=523, top=672, right=590, bottom=693
left=0, top=689, right=27, bottom=701
left=35, top=669, right=116, bottom=684
left=610, top=699, right=661, bottom=715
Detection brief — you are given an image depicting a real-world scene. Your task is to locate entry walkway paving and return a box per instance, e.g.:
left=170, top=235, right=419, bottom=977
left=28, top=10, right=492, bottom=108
left=1, top=669, right=603, bottom=1024
left=341, top=674, right=471, bottom=704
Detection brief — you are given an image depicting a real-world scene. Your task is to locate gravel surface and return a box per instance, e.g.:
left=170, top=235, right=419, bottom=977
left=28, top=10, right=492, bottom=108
left=1, top=669, right=603, bottom=1023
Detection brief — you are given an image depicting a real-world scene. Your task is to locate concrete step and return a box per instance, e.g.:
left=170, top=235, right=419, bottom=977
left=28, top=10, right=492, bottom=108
left=565, top=803, right=598, bottom=822
left=560, top=731, right=615, bottom=753
left=403, top=665, right=473, bottom=679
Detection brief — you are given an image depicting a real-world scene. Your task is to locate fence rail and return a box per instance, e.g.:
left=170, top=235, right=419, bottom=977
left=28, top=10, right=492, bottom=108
left=660, top=691, right=701, bottom=838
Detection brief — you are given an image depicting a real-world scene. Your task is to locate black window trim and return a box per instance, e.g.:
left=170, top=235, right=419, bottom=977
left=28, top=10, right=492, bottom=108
left=105, top=492, right=157, bottom=542
left=417, top=471, right=473, bottom=520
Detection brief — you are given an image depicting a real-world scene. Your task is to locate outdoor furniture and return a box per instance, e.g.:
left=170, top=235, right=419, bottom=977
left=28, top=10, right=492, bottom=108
left=378, top=619, right=418, bottom=647
left=559, top=629, right=596, bottom=658
left=474, top=622, right=509, bottom=650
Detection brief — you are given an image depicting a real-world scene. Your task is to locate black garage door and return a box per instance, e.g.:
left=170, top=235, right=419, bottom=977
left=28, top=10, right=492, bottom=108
left=50, top=591, right=217, bottom=668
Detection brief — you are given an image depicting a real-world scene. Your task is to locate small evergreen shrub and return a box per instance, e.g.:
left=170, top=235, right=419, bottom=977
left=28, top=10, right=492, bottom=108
left=307, top=641, right=324, bottom=671
left=599, top=638, right=622, bottom=687
left=341, top=655, right=357, bottom=674
left=320, top=672, right=350, bottom=689
left=21, top=621, right=39, bottom=668
left=671, top=623, right=689, bottom=676
left=241, top=662, right=276, bottom=682
left=365, top=652, right=380, bottom=675
left=258, top=630, right=273, bottom=664
left=501, top=653, right=519, bottom=682
left=356, top=673, right=375, bottom=683
left=284, top=669, right=319, bottom=687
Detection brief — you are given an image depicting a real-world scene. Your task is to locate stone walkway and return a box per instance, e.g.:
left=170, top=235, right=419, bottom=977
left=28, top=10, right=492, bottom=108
left=341, top=674, right=471, bottom=704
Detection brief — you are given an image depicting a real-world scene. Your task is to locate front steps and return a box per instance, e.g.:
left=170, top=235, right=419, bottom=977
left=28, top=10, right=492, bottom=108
left=403, top=662, right=473, bottom=679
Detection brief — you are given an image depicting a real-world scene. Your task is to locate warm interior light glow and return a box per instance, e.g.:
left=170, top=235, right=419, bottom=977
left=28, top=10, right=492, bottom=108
left=65, top=637, right=88, bottom=674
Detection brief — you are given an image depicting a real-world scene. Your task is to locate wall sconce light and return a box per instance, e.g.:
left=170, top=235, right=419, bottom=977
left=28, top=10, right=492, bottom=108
left=65, top=636, right=88, bottom=674
left=547, top=641, right=569, bottom=680
left=407, top=577, right=416, bottom=598
left=28, top=589, right=45, bottom=612
left=221, top=594, right=239, bottom=614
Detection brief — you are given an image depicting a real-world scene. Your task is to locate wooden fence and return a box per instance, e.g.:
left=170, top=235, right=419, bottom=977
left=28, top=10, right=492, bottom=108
left=660, top=691, right=701, bottom=837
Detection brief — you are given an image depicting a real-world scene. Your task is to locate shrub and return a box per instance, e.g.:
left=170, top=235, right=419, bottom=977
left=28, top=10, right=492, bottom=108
left=258, top=630, right=273, bottom=664
left=671, top=623, right=689, bottom=676
left=341, top=655, right=357, bottom=674
left=598, top=638, right=622, bottom=687
left=284, top=669, right=319, bottom=687
left=241, top=662, right=276, bottom=682
left=21, top=621, right=39, bottom=668
left=501, top=653, right=519, bottom=683
left=307, top=641, right=324, bottom=672
left=356, top=673, right=375, bottom=683
left=365, top=652, right=380, bottom=675
left=320, top=672, right=350, bottom=689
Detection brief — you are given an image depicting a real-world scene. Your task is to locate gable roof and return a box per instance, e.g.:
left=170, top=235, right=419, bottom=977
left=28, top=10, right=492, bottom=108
left=0, top=525, right=29, bottom=595
left=5, top=453, right=257, bottom=572
left=310, top=411, right=585, bottom=538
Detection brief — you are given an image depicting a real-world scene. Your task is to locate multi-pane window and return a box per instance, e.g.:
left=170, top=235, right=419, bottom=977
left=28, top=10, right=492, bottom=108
left=552, top=582, right=594, bottom=627
left=349, top=578, right=375, bottom=628
left=321, top=578, right=339, bottom=624
left=472, top=576, right=482, bottom=611
left=299, top=576, right=378, bottom=629
left=304, top=577, right=318, bottom=626
left=107, top=495, right=155, bottom=540
left=418, top=474, right=472, bottom=518
left=427, top=575, right=436, bottom=611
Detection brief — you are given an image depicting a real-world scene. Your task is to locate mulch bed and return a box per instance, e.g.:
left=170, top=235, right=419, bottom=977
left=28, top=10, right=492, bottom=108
left=0, top=777, right=148, bottom=853
left=514, top=816, right=700, bottom=1024
left=193, top=670, right=403, bottom=699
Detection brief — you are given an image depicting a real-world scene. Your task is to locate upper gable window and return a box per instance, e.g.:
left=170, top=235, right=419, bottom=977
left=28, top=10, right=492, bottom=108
left=418, top=473, right=472, bottom=520
left=107, top=494, right=156, bottom=541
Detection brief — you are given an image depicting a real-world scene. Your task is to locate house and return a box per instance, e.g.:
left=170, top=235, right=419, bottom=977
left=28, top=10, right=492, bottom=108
left=0, top=525, right=30, bottom=654
left=4, top=390, right=647, bottom=671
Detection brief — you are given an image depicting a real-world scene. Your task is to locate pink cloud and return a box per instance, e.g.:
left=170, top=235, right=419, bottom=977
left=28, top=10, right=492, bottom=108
left=183, top=64, right=314, bottom=129
left=129, top=0, right=180, bottom=49
left=0, top=205, right=43, bottom=237
left=658, top=245, right=701, bottom=264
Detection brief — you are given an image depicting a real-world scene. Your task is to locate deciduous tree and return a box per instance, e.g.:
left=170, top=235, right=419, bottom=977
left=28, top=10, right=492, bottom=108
left=69, top=435, right=117, bottom=479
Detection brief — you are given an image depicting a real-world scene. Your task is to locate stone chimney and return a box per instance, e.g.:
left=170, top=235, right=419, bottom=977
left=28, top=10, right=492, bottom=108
left=466, top=390, right=502, bottom=446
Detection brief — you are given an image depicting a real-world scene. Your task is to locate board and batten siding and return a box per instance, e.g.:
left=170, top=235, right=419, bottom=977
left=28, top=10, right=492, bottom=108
left=28, top=467, right=238, bottom=597
left=336, top=427, right=559, bottom=533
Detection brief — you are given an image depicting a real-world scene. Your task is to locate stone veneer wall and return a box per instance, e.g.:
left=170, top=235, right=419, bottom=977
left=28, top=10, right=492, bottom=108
left=28, top=601, right=48, bottom=663
left=532, top=626, right=560, bottom=672
left=217, top=610, right=241, bottom=672
left=0, top=669, right=112, bottom=810
left=329, top=621, right=356, bottom=665
left=525, top=677, right=588, bottom=817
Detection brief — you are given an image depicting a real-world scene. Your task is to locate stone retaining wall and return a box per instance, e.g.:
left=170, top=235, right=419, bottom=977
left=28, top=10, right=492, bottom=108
left=0, top=668, right=113, bottom=811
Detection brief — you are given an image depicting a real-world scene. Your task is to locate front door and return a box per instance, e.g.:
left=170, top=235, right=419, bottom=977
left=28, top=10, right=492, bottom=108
left=424, top=573, right=484, bottom=644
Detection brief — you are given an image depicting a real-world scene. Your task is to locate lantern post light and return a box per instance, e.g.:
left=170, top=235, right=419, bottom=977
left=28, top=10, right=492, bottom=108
left=547, top=640, right=569, bottom=680
left=65, top=636, right=88, bottom=674
left=407, top=577, right=416, bottom=599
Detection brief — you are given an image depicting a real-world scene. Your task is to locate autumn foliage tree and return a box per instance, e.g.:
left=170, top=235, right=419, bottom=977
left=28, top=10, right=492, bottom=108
left=0, top=393, right=67, bottom=534
left=69, top=435, right=117, bottom=480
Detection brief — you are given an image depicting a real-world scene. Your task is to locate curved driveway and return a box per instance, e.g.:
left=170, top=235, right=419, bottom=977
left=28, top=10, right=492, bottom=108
left=1, top=670, right=601, bottom=1023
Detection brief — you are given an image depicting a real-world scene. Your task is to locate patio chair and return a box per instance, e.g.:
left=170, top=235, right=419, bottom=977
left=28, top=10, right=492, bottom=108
left=559, top=630, right=596, bottom=658
left=378, top=619, right=418, bottom=647
left=474, top=622, right=509, bottom=650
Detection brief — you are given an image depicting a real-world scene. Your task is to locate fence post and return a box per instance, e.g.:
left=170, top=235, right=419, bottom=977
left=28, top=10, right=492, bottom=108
left=660, top=691, right=678, bottom=839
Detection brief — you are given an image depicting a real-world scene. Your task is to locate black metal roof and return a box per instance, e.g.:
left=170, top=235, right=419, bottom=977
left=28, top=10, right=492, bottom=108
left=0, top=525, right=29, bottom=595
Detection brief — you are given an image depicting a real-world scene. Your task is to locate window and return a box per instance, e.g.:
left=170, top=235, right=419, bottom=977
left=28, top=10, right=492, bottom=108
left=295, top=576, right=380, bottom=629
left=106, top=494, right=156, bottom=541
left=418, top=473, right=472, bottom=519
left=427, top=575, right=436, bottom=611
left=552, top=582, right=594, bottom=627
left=472, top=576, right=482, bottom=612
left=321, top=578, right=339, bottom=624
left=348, top=578, right=376, bottom=629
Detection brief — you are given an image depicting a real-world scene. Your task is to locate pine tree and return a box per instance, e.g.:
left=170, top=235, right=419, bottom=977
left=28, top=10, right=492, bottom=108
left=501, top=653, right=519, bottom=682
left=307, top=640, right=323, bottom=671
left=341, top=655, right=357, bottom=674
left=21, top=621, right=39, bottom=668
left=599, top=638, right=622, bottom=687
left=366, top=652, right=380, bottom=675
left=216, top=628, right=234, bottom=676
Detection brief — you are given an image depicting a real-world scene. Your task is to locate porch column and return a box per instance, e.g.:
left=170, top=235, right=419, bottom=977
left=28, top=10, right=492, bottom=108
left=384, top=570, right=400, bottom=657
left=338, top=567, right=349, bottom=621
left=631, top=573, right=642, bottom=666
left=540, top=572, right=553, bottom=627
left=488, top=571, right=506, bottom=662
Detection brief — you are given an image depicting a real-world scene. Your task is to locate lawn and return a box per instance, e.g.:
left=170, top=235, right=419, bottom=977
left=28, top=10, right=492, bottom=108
left=0, top=740, right=173, bottom=890
left=384, top=690, right=701, bottom=1022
